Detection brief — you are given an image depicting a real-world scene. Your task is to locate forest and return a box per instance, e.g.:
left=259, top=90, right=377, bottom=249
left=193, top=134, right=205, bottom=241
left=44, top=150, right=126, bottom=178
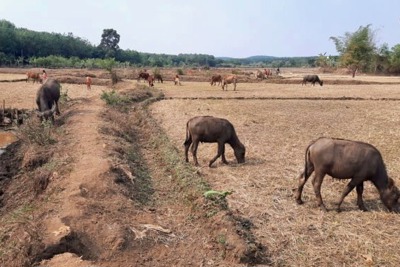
left=1, top=19, right=400, bottom=74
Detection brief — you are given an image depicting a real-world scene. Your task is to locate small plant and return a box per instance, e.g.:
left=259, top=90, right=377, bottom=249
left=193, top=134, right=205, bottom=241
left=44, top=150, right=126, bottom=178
left=177, top=68, right=184, bottom=75
left=100, top=90, right=131, bottom=107
left=19, top=118, right=56, bottom=146
left=111, top=70, right=119, bottom=85
left=59, top=86, right=70, bottom=104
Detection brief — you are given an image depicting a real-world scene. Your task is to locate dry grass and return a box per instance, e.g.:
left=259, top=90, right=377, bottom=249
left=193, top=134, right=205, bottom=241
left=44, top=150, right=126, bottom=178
left=149, top=80, right=400, bottom=266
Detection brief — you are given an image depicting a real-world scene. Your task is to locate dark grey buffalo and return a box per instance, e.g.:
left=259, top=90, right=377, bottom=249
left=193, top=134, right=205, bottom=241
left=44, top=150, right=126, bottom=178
left=295, top=137, right=400, bottom=212
left=36, top=79, right=61, bottom=122
left=184, top=116, right=245, bottom=167
left=302, top=75, right=323, bottom=86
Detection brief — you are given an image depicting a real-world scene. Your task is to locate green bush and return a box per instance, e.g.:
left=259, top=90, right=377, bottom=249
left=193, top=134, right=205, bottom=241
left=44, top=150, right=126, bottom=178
left=100, top=90, right=131, bottom=106
left=177, top=68, right=184, bottom=75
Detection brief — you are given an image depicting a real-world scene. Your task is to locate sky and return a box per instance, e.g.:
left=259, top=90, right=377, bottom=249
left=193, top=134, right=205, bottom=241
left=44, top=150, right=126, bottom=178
left=1, top=0, right=399, bottom=58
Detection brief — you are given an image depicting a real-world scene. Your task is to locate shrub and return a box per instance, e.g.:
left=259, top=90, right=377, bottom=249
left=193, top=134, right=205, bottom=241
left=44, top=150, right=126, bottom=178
left=177, top=69, right=184, bottom=75
left=19, top=118, right=56, bottom=146
left=100, top=90, right=131, bottom=107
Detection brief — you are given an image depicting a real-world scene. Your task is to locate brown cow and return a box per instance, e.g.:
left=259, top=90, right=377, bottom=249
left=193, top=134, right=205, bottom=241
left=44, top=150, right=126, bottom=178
left=264, top=68, right=272, bottom=77
left=184, top=116, right=245, bottom=167
left=255, top=70, right=265, bottom=80
left=222, top=75, right=237, bottom=90
left=147, top=75, right=154, bottom=87
left=138, top=71, right=150, bottom=82
left=295, top=137, right=400, bottom=212
left=210, top=75, right=222, bottom=86
left=26, top=71, right=42, bottom=84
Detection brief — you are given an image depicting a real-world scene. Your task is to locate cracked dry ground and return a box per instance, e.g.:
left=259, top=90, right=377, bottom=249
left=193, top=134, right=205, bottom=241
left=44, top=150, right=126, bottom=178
left=0, top=82, right=265, bottom=267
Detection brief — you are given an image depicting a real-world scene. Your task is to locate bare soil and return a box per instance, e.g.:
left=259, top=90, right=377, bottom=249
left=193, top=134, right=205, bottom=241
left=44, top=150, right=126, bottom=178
left=1, top=67, right=400, bottom=266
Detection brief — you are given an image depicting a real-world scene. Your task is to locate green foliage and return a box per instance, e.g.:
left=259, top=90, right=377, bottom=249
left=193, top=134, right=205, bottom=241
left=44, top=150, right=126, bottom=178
left=204, top=190, right=233, bottom=200
left=100, top=90, right=131, bottom=107
left=390, top=44, right=400, bottom=73
left=330, top=25, right=377, bottom=75
left=177, top=69, right=184, bottom=75
left=59, top=86, right=70, bottom=104
left=99, top=28, right=120, bottom=58
left=19, top=119, right=56, bottom=146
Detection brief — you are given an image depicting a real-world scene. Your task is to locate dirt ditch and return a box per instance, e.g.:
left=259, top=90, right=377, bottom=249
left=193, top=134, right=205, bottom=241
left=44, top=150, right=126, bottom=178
left=0, top=82, right=269, bottom=266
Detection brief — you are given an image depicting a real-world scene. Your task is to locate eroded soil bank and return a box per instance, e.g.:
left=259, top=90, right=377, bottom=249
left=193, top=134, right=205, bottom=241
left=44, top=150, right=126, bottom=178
left=0, top=82, right=267, bottom=267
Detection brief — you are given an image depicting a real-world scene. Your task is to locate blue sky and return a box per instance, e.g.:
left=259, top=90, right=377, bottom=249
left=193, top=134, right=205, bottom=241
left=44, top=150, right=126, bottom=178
left=1, top=0, right=399, bottom=58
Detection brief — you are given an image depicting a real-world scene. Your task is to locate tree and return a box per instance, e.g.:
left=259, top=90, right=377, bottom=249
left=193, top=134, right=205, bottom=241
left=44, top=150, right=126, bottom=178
left=99, top=29, right=120, bottom=58
left=330, top=25, right=376, bottom=77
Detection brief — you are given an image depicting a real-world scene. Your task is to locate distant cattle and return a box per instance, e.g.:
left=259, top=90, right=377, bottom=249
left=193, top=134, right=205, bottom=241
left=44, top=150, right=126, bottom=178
left=147, top=75, right=155, bottom=87
left=26, top=71, right=42, bottom=84
left=210, top=75, right=222, bottom=86
left=302, top=75, right=323, bottom=86
left=256, top=70, right=265, bottom=80
left=174, top=75, right=181, bottom=85
left=222, top=75, right=237, bottom=90
left=264, top=68, right=272, bottom=77
left=295, top=137, right=400, bottom=212
left=138, top=71, right=150, bottom=82
left=184, top=116, right=245, bottom=167
left=154, top=73, right=163, bottom=83
left=36, top=79, right=61, bottom=123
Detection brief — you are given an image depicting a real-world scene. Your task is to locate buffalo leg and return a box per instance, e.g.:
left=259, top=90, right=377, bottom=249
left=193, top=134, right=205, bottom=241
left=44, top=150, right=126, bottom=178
left=191, top=139, right=200, bottom=166
left=221, top=145, right=228, bottom=165
left=312, top=172, right=327, bottom=211
left=184, top=139, right=192, bottom=163
left=209, top=142, right=224, bottom=167
left=55, top=101, right=60, bottom=115
left=337, top=179, right=358, bottom=212
left=356, top=183, right=367, bottom=211
left=295, top=165, right=314, bottom=204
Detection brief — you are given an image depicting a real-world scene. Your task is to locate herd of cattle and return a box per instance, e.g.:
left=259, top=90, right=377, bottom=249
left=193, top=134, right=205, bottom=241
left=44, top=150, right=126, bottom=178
left=27, top=69, right=399, bottom=214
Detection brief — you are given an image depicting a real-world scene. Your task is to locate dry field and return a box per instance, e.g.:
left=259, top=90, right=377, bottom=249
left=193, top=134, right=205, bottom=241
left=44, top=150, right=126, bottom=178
left=2, top=67, right=400, bottom=266
left=150, top=78, right=400, bottom=266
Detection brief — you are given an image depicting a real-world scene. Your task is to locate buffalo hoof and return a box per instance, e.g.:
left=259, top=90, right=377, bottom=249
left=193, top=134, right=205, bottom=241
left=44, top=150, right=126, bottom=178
left=296, top=199, right=304, bottom=205
left=319, top=205, right=328, bottom=212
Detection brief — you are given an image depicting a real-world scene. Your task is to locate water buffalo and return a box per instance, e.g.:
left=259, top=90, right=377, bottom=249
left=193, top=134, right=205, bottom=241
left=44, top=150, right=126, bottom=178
left=154, top=73, right=163, bottom=83
left=184, top=116, right=245, bottom=167
left=36, top=79, right=61, bottom=122
left=302, top=75, right=323, bottom=86
left=295, top=137, right=400, bottom=212
left=210, top=75, right=222, bottom=86
left=222, top=75, right=237, bottom=91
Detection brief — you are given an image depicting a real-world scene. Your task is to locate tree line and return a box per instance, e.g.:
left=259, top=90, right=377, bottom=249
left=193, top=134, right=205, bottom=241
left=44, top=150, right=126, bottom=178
left=1, top=20, right=399, bottom=74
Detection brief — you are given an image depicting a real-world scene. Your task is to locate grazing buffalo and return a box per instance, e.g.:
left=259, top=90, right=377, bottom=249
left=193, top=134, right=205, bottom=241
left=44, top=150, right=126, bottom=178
left=36, top=79, right=61, bottom=122
left=137, top=71, right=150, bottom=82
left=26, top=71, right=42, bottom=84
left=302, top=75, right=323, bottom=86
left=184, top=116, right=245, bottom=167
left=222, top=75, right=237, bottom=90
left=154, top=73, right=163, bottom=83
left=295, top=137, right=400, bottom=212
left=210, top=75, right=222, bottom=86
left=147, top=75, right=154, bottom=87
